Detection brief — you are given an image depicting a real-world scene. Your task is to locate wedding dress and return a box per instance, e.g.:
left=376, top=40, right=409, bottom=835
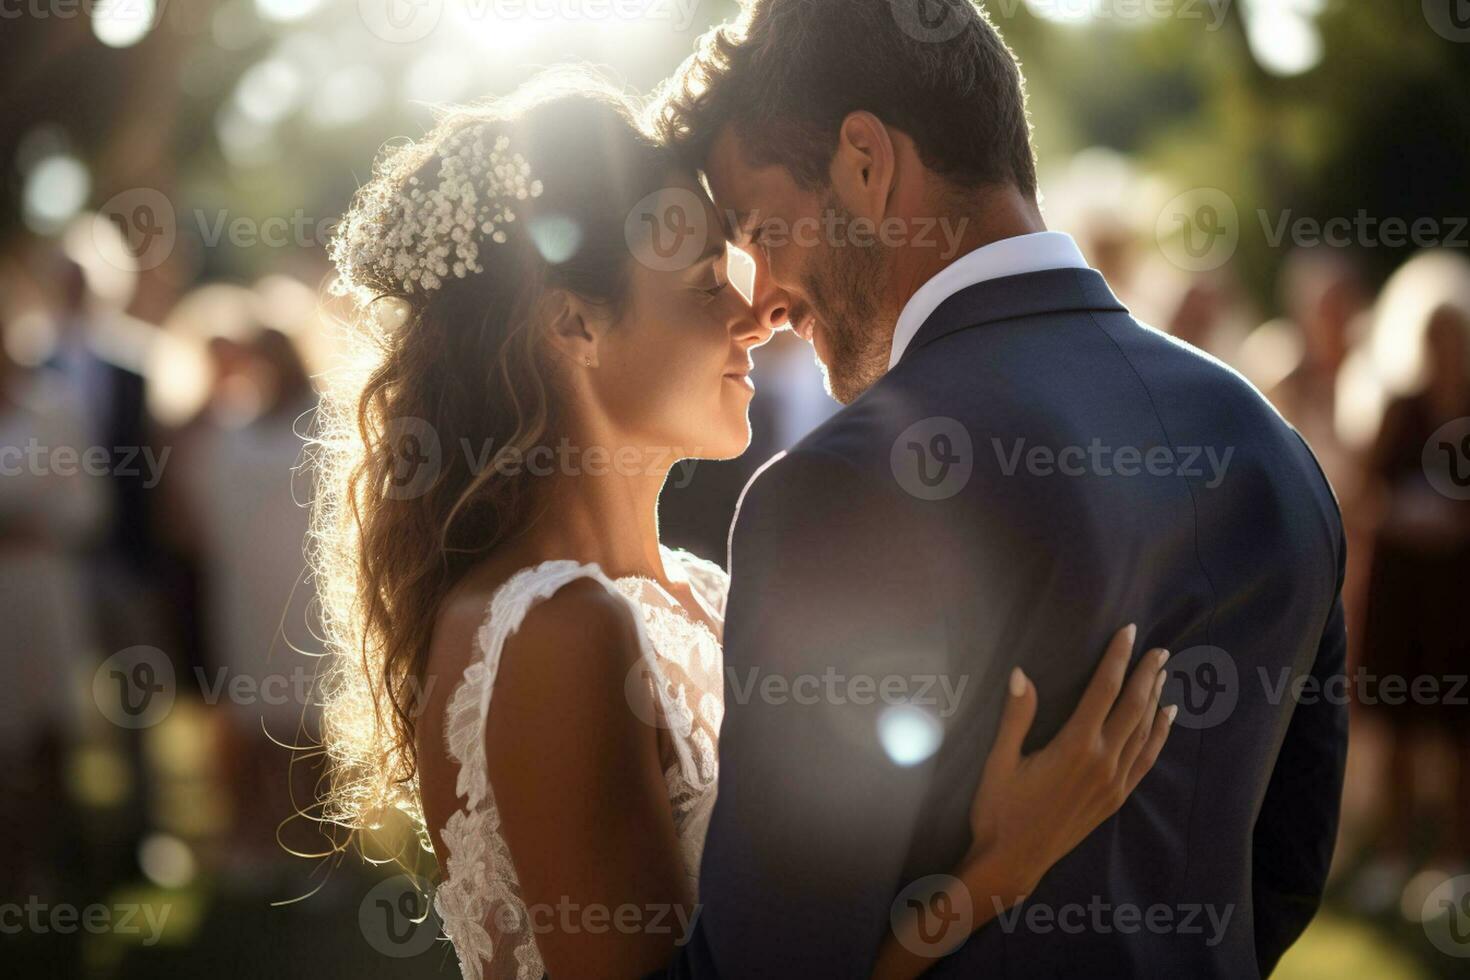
left=434, top=546, right=727, bottom=980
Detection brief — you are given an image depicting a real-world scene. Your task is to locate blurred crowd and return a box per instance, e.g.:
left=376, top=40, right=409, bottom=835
left=2, top=151, right=1469, bottom=973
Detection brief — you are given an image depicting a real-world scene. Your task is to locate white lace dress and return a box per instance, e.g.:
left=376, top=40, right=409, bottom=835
left=434, top=545, right=727, bottom=980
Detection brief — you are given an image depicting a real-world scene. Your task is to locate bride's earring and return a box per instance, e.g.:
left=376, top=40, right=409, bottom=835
left=584, top=355, right=594, bottom=367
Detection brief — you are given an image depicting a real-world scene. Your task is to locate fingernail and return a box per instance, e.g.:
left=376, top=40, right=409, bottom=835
left=1156, top=648, right=1171, bottom=666
left=1009, top=667, right=1027, bottom=698
left=1164, top=704, right=1179, bottom=724
left=1124, top=623, right=1138, bottom=648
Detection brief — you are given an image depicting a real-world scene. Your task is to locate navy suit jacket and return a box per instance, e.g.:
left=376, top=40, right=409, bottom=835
left=659, top=267, right=1347, bottom=979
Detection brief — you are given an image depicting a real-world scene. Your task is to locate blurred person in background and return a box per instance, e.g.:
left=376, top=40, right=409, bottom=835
left=0, top=307, right=106, bottom=897
left=44, top=256, right=154, bottom=585
left=1353, top=298, right=1470, bottom=911
left=190, top=311, right=322, bottom=875
left=151, top=284, right=270, bottom=690
left=1267, top=247, right=1372, bottom=502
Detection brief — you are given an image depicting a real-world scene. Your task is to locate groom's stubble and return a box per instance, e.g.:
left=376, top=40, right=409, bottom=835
left=805, top=192, right=897, bottom=405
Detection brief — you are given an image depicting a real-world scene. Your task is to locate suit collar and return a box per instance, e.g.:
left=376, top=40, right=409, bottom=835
left=887, top=231, right=1089, bottom=367
left=894, top=267, right=1129, bottom=367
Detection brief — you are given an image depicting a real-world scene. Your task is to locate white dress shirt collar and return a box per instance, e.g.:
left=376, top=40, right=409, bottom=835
left=887, top=230, right=1091, bottom=368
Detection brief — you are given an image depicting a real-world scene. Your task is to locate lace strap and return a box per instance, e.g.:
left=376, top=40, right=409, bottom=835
left=443, top=559, right=692, bottom=809
left=661, top=546, right=730, bottom=620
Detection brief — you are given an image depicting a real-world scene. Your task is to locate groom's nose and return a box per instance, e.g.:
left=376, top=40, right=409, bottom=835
left=750, top=251, right=793, bottom=331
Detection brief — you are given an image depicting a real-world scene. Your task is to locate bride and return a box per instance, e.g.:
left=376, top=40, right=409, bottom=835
left=313, top=71, right=1174, bottom=980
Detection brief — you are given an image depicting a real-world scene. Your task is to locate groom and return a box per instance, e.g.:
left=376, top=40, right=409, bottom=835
left=653, top=1, right=1346, bottom=976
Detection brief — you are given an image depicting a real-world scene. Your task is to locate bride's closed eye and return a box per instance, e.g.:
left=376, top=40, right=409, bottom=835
left=696, top=252, right=732, bottom=300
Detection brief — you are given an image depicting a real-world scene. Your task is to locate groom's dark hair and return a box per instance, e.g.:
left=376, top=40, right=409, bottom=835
left=653, top=0, right=1037, bottom=197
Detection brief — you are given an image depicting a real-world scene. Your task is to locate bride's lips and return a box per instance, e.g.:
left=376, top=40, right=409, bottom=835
left=724, top=358, right=755, bottom=392
left=723, top=370, right=755, bottom=392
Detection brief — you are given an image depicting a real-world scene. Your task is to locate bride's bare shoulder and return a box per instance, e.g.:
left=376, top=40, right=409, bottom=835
left=425, top=552, right=640, bottom=687
left=416, top=555, right=648, bottom=839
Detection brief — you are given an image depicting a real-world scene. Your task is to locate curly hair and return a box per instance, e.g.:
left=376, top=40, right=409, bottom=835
left=651, top=0, right=1037, bottom=197
left=310, top=69, right=675, bottom=841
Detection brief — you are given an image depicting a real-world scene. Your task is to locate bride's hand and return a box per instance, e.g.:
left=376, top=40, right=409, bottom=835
left=965, top=624, right=1175, bottom=900
left=872, top=625, right=1175, bottom=979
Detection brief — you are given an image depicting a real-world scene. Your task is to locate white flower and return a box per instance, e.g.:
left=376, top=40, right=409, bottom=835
left=327, top=125, right=545, bottom=305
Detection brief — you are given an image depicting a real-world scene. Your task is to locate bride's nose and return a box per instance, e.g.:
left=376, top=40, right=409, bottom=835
left=734, top=299, right=780, bottom=349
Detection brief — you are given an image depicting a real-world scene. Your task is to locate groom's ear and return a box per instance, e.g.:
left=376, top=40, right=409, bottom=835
left=542, top=288, right=610, bottom=369
left=829, top=111, right=897, bottom=221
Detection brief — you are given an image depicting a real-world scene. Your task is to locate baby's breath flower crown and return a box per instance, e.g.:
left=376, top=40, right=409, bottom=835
left=329, top=123, right=544, bottom=310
